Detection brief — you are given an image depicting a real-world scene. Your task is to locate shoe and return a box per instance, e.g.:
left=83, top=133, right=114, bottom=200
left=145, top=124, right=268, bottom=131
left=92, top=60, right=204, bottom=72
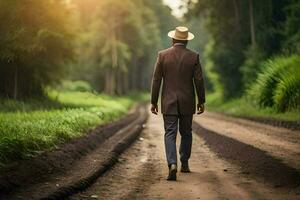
left=167, top=164, right=177, bottom=181
left=180, top=164, right=190, bottom=173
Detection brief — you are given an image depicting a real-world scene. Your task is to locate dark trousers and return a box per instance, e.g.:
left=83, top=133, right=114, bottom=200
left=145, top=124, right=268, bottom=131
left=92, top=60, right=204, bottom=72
left=163, top=115, right=193, bottom=166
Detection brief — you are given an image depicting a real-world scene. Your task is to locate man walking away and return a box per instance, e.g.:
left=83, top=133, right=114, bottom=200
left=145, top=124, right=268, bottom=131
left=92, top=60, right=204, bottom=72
left=150, top=26, right=205, bottom=181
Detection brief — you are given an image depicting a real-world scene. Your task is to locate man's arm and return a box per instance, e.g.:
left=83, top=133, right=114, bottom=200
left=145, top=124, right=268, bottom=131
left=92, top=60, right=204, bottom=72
left=150, top=53, right=163, bottom=114
left=193, top=54, right=205, bottom=114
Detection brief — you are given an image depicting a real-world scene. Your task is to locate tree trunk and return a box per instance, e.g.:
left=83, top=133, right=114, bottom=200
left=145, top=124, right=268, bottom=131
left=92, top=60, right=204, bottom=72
left=124, top=72, right=129, bottom=94
left=116, top=69, right=123, bottom=95
left=104, top=68, right=115, bottom=95
left=110, top=69, right=116, bottom=95
left=233, top=0, right=240, bottom=29
left=249, top=0, right=257, bottom=47
left=131, top=58, right=137, bottom=90
left=104, top=69, right=109, bottom=94
left=13, top=65, right=18, bottom=99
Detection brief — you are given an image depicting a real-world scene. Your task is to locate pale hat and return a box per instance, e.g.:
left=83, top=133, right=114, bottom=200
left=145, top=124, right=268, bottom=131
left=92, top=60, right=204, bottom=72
left=168, top=26, right=194, bottom=41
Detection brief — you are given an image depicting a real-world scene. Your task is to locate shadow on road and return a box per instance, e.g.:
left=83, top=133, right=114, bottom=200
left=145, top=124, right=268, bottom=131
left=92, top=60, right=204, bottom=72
left=193, top=122, right=300, bottom=188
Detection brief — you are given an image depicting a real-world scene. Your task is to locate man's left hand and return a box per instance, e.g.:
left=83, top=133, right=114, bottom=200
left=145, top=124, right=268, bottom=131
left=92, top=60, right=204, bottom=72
left=197, top=103, right=205, bottom=114
left=151, top=104, right=158, bottom=115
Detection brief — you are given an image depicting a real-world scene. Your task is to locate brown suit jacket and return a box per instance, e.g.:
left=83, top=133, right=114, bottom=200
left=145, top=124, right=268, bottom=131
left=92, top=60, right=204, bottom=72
left=151, top=44, right=205, bottom=115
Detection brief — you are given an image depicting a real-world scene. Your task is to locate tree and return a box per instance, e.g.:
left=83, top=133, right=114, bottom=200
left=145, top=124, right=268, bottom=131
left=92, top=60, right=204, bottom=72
left=0, top=0, right=179, bottom=98
left=70, top=0, right=165, bottom=95
left=283, top=0, right=300, bottom=53
left=248, top=0, right=256, bottom=47
left=186, top=0, right=295, bottom=97
left=0, top=0, right=74, bottom=98
left=187, top=0, right=249, bottom=97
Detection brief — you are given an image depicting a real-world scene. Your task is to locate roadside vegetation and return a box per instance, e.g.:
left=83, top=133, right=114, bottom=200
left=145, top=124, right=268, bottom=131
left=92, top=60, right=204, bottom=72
left=206, top=93, right=300, bottom=122
left=0, top=89, right=134, bottom=167
left=1, top=0, right=299, bottom=170
left=248, top=55, right=300, bottom=113
left=0, top=1, right=172, bottom=167
left=206, top=55, right=300, bottom=122
left=0, top=0, right=177, bottom=99
left=185, top=0, right=300, bottom=121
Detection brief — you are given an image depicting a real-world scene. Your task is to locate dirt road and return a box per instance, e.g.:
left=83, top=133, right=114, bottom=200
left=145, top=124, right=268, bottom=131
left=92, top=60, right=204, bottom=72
left=71, top=109, right=300, bottom=200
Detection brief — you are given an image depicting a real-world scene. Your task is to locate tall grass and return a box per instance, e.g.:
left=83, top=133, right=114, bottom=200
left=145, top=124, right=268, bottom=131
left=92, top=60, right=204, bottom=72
left=0, top=91, right=134, bottom=166
left=205, top=91, right=300, bottom=122
left=248, top=55, right=300, bottom=112
left=273, top=68, right=300, bottom=111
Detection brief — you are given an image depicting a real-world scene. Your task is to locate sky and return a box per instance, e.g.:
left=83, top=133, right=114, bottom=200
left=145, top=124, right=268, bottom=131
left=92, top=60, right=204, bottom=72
left=163, top=0, right=187, bottom=18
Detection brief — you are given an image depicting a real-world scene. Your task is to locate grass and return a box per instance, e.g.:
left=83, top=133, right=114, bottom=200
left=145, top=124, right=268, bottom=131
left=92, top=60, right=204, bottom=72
left=0, top=91, right=137, bottom=167
left=206, top=92, right=300, bottom=122
left=248, top=55, right=300, bottom=111
left=207, top=55, right=300, bottom=122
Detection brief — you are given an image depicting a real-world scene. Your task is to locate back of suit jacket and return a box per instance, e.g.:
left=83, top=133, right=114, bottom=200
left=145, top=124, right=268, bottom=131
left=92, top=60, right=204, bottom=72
left=151, top=43, right=205, bottom=115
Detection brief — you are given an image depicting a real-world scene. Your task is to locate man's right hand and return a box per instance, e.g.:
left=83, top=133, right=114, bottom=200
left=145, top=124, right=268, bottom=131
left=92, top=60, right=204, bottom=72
left=151, top=104, right=158, bottom=115
left=197, top=103, right=205, bottom=114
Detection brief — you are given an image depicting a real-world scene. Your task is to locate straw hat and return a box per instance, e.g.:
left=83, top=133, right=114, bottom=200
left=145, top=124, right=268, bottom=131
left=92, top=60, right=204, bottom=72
left=168, top=26, right=194, bottom=41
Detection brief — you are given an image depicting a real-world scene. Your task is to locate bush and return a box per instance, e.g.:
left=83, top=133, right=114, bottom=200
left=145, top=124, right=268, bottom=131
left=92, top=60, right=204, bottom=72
left=60, top=80, right=92, bottom=92
left=248, top=55, right=300, bottom=112
left=273, top=68, right=300, bottom=111
left=0, top=91, right=133, bottom=165
left=240, top=46, right=265, bottom=87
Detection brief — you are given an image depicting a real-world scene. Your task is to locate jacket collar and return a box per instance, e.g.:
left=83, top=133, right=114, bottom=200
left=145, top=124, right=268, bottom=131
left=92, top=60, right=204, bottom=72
left=173, top=43, right=186, bottom=48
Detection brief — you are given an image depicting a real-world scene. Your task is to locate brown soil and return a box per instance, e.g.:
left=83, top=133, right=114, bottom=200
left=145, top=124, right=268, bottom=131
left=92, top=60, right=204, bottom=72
left=0, top=105, right=140, bottom=199
left=216, top=112, right=300, bottom=131
left=70, top=108, right=300, bottom=200
left=2, top=106, right=300, bottom=200
left=194, top=112, right=300, bottom=172
left=192, top=123, right=300, bottom=188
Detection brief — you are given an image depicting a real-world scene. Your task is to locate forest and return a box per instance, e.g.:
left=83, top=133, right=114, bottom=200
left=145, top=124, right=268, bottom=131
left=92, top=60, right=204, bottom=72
left=0, top=0, right=177, bottom=166
left=0, top=0, right=177, bottom=98
left=0, top=0, right=299, bottom=166
left=0, top=1, right=299, bottom=198
left=185, top=0, right=300, bottom=119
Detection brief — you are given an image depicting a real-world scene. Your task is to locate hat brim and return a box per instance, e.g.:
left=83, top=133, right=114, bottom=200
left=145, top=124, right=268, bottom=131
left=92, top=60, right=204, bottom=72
left=167, top=30, right=195, bottom=41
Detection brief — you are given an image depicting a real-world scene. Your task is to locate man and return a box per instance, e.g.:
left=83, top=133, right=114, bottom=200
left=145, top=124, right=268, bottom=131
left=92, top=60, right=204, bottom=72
left=150, top=26, right=205, bottom=181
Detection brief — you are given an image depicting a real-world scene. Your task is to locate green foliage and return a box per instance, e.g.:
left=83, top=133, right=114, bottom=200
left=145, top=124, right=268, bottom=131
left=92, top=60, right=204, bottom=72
left=283, top=0, right=300, bottom=53
left=240, top=46, right=266, bottom=87
left=248, top=55, right=300, bottom=112
left=0, top=98, right=62, bottom=112
left=0, top=108, right=100, bottom=163
left=59, top=80, right=93, bottom=92
left=0, top=0, right=74, bottom=98
left=127, top=92, right=150, bottom=102
left=187, top=0, right=296, bottom=99
left=0, top=0, right=174, bottom=98
left=188, top=0, right=249, bottom=98
left=273, top=67, right=300, bottom=112
left=187, top=0, right=300, bottom=116
left=143, top=0, right=178, bottom=49
left=205, top=92, right=300, bottom=122
left=71, top=0, right=169, bottom=95
left=202, top=40, right=224, bottom=93
left=0, top=91, right=133, bottom=165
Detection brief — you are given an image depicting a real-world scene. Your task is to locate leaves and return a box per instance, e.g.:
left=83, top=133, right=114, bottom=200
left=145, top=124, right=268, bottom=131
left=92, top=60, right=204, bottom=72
left=0, top=0, right=74, bottom=98
left=248, top=55, right=300, bottom=112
